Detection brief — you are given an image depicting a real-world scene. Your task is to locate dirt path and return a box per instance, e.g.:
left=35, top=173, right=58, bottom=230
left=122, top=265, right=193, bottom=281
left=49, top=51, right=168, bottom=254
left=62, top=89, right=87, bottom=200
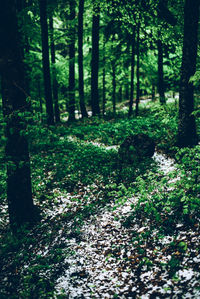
left=52, top=145, right=200, bottom=298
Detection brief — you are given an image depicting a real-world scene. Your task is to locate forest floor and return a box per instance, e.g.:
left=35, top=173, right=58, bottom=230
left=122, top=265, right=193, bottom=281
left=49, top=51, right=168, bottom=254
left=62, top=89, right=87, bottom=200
left=0, top=100, right=200, bottom=298
left=52, top=143, right=200, bottom=298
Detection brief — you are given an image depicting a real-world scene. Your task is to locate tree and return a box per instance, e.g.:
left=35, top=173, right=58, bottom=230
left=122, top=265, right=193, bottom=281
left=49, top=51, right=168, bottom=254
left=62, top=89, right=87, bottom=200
left=78, top=0, right=88, bottom=118
left=49, top=15, right=61, bottom=123
left=91, top=3, right=101, bottom=116
left=102, top=38, right=106, bottom=116
left=68, top=0, right=76, bottom=122
left=39, top=0, right=54, bottom=125
left=0, top=0, right=37, bottom=230
left=177, top=0, right=200, bottom=147
left=135, top=22, right=140, bottom=117
left=128, top=28, right=136, bottom=117
left=157, top=34, right=166, bottom=104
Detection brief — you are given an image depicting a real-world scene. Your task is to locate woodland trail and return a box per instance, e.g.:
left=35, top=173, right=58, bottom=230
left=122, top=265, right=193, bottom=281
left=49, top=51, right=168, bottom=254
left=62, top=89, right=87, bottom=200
left=50, top=141, right=200, bottom=298
left=0, top=137, right=199, bottom=298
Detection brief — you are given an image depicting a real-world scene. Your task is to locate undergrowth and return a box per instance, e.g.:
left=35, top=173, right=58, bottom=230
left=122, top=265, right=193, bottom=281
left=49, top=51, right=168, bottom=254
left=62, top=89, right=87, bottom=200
left=0, top=101, right=199, bottom=297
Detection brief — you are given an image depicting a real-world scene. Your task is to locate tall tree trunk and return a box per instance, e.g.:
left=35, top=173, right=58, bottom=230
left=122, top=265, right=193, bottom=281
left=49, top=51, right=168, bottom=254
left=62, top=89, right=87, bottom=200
left=128, top=28, right=136, bottom=117
left=16, top=0, right=31, bottom=99
left=68, top=0, right=76, bottom=122
left=112, top=64, right=116, bottom=114
left=135, top=23, right=140, bottom=117
left=78, top=0, right=88, bottom=118
left=39, top=0, right=54, bottom=125
left=102, top=40, right=106, bottom=115
left=0, top=0, right=37, bottom=230
left=157, top=36, right=166, bottom=104
left=91, top=4, right=100, bottom=116
left=49, top=16, right=60, bottom=123
left=178, top=0, right=199, bottom=147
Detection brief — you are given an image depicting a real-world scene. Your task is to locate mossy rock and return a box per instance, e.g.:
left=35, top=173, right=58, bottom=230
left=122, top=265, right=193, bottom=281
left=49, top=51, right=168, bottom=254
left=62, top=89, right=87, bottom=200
left=119, top=133, right=155, bottom=163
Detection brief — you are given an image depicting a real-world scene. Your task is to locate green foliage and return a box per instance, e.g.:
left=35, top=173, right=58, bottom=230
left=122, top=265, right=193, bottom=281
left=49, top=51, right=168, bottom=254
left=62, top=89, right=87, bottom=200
left=127, top=144, right=200, bottom=234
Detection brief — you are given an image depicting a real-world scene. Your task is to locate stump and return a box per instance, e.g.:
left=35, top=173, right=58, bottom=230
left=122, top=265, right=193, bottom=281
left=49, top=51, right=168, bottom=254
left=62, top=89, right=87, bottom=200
left=119, top=133, right=155, bottom=163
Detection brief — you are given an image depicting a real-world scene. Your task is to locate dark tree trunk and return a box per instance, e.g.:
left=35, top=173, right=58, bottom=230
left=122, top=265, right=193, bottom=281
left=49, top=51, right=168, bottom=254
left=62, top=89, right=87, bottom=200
left=49, top=16, right=60, bottom=123
left=16, top=0, right=31, bottom=98
left=37, top=78, right=43, bottom=122
left=68, top=0, right=76, bottom=122
left=157, top=36, right=166, bottom=104
left=112, top=64, right=116, bottom=114
left=0, top=0, right=37, bottom=230
left=91, top=4, right=100, bottom=116
left=135, top=23, right=140, bottom=117
left=128, top=28, right=136, bottom=117
left=178, top=0, right=199, bottom=147
left=78, top=0, right=88, bottom=118
left=125, top=81, right=129, bottom=100
left=119, top=86, right=122, bottom=103
left=102, top=49, right=106, bottom=115
left=152, top=83, right=155, bottom=101
left=39, top=0, right=54, bottom=125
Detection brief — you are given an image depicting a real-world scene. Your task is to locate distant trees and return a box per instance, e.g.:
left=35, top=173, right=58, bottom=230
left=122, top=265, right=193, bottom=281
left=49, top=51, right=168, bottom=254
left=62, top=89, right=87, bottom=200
left=177, top=0, right=200, bottom=147
left=0, top=0, right=37, bottom=230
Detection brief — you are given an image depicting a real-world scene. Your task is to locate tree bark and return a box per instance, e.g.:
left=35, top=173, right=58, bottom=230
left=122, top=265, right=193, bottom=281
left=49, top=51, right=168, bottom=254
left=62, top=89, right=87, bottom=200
left=112, top=64, right=116, bottom=114
left=157, top=36, right=166, bottom=104
left=68, top=0, right=76, bottom=122
left=135, top=23, right=140, bottom=117
left=49, top=16, right=60, bottom=123
left=39, top=0, right=54, bottom=125
left=178, top=0, right=199, bottom=147
left=102, top=40, right=106, bottom=116
left=0, top=0, right=37, bottom=230
left=125, top=81, right=129, bottom=100
left=91, top=4, right=100, bottom=116
left=119, top=86, right=122, bottom=103
left=152, top=83, right=155, bottom=101
left=78, top=0, right=88, bottom=118
left=128, top=28, right=136, bottom=117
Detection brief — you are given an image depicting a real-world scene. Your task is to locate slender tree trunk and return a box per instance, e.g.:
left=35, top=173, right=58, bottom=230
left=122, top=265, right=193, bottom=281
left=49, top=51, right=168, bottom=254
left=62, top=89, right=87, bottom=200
left=112, top=64, right=116, bottom=114
left=178, top=0, right=199, bottom=147
left=91, top=4, right=100, bottom=116
left=125, top=72, right=129, bottom=100
left=128, top=28, right=136, bottom=117
left=78, top=0, right=88, bottom=118
left=152, top=83, right=155, bottom=101
left=37, top=78, right=43, bottom=122
left=119, top=86, right=122, bottom=103
left=68, top=0, right=76, bottom=122
left=102, top=62, right=106, bottom=116
left=157, top=36, right=166, bottom=104
left=0, top=0, right=37, bottom=230
left=102, top=38, right=106, bottom=116
left=135, top=23, right=140, bottom=117
left=39, top=0, right=54, bottom=125
left=49, top=16, right=60, bottom=123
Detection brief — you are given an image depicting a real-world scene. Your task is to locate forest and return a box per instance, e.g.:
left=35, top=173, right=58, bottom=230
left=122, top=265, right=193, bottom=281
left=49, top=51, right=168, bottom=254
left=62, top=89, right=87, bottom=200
left=0, top=0, right=200, bottom=298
